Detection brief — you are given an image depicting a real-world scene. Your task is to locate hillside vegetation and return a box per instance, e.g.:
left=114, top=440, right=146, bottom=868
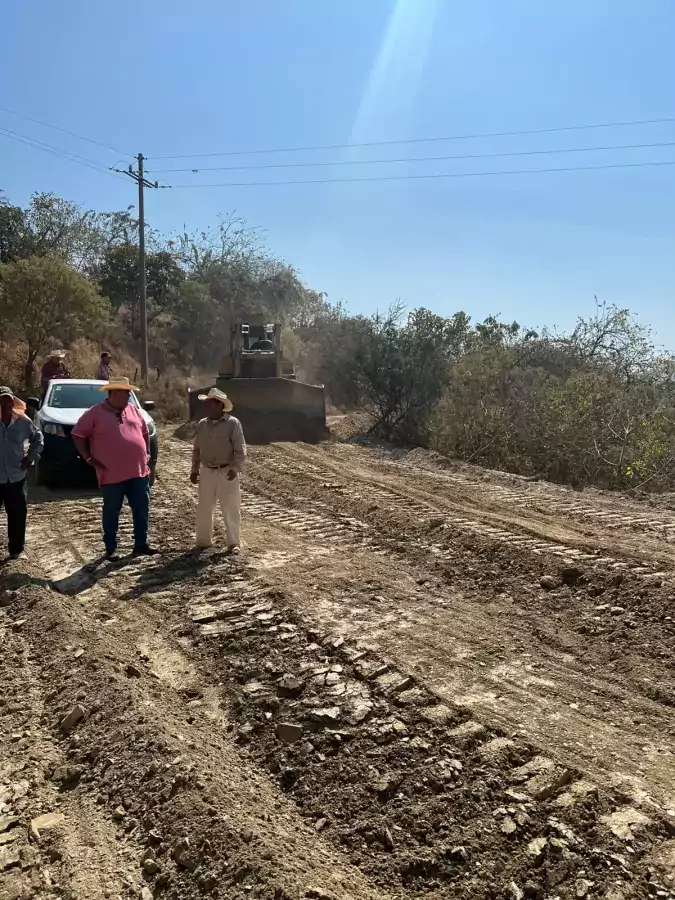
left=2, top=190, right=674, bottom=491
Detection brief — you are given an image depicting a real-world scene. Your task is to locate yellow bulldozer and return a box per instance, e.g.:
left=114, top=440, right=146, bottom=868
left=189, top=323, right=328, bottom=443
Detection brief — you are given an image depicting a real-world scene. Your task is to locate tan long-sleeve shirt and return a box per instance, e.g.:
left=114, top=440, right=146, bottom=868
left=191, top=415, right=247, bottom=475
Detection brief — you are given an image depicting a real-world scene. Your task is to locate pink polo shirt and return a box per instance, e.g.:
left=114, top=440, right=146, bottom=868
left=73, top=401, right=150, bottom=486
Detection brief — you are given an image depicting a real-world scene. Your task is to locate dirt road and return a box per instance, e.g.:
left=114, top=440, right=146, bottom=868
left=1, top=431, right=673, bottom=899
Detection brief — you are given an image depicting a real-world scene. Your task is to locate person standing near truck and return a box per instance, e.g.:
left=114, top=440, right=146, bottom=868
left=97, top=351, right=112, bottom=381
left=40, top=350, right=70, bottom=400
left=72, top=377, right=158, bottom=561
left=0, top=386, right=43, bottom=559
left=190, top=388, right=246, bottom=553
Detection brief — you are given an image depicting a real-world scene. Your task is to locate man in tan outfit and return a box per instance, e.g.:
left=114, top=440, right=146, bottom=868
left=190, top=388, right=247, bottom=552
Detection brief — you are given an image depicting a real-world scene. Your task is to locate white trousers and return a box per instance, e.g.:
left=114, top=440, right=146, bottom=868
left=195, top=466, right=241, bottom=548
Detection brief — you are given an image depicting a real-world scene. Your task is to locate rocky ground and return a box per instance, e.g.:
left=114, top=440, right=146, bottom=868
left=0, top=429, right=673, bottom=900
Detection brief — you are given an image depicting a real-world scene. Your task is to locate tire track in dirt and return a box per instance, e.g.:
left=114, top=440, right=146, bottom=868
left=320, top=441, right=675, bottom=541
left=173, top=562, right=675, bottom=899
left=28, top=479, right=671, bottom=899
left=141, top=438, right=675, bottom=824
left=0, top=477, right=396, bottom=900
left=250, top=444, right=675, bottom=578
left=224, top=498, right=675, bottom=818
left=383, top=453, right=675, bottom=540
left=243, top=446, right=674, bottom=659
left=235, top=443, right=675, bottom=816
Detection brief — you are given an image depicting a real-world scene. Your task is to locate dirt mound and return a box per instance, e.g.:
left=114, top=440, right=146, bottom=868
left=328, top=412, right=374, bottom=440
left=395, top=447, right=458, bottom=470
left=0, top=572, right=382, bottom=899
left=174, top=420, right=196, bottom=440
left=396, top=447, right=546, bottom=488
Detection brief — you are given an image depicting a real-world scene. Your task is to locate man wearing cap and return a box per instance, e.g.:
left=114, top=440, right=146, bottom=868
left=190, top=388, right=246, bottom=553
left=0, top=386, right=43, bottom=559
left=72, top=377, right=157, bottom=561
left=40, top=350, right=70, bottom=400
left=97, top=351, right=112, bottom=381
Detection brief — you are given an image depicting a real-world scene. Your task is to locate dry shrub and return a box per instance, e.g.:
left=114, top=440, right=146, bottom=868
left=0, top=340, right=190, bottom=423
left=66, top=339, right=140, bottom=383
left=0, top=342, right=27, bottom=390
left=139, top=373, right=190, bottom=422
left=0, top=339, right=141, bottom=394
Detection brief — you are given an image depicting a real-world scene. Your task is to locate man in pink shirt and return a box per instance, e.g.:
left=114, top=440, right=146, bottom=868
left=72, top=377, right=158, bottom=561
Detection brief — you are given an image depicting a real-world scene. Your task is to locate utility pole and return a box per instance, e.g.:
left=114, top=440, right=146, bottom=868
left=137, top=153, right=148, bottom=385
left=120, top=154, right=158, bottom=385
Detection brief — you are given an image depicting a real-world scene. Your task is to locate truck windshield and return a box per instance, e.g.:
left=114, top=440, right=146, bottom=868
left=47, top=384, right=139, bottom=410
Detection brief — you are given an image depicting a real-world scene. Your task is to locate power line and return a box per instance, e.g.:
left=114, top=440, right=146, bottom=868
left=147, top=139, right=675, bottom=174
left=0, top=126, right=128, bottom=181
left=0, top=104, right=132, bottom=158
left=166, top=158, right=675, bottom=189
left=146, top=116, right=675, bottom=160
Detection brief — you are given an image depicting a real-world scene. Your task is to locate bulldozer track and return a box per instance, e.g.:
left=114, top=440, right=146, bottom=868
left=263, top=441, right=675, bottom=541
left=242, top=491, right=374, bottom=549
left=389, top=461, right=675, bottom=539
left=248, top=455, right=672, bottom=581
left=181, top=570, right=675, bottom=897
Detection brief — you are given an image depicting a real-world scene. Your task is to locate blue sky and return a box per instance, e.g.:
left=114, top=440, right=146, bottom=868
left=2, top=0, right=674, bottom=344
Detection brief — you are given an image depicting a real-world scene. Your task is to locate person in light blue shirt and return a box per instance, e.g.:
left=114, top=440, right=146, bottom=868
left=0, top=386, right=43, bottom=559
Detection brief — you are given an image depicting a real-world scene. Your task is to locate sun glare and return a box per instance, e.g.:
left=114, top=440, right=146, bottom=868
left=349, top=0, right=441, bottom=147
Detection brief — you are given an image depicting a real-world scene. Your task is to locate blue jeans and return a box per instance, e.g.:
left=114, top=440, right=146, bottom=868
left=101, top=477, right=150, bottom=552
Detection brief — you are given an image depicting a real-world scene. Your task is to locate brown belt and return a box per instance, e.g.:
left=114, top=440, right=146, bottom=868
left=204, top=463, right=231, bottom=469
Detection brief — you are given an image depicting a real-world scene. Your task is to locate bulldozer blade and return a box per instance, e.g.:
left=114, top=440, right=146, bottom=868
left=189, top=377, right=328, bottom=444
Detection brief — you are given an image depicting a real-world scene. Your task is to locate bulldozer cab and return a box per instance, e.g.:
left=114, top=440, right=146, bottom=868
left=223, top=323, right=281, bottom=379
left=244, top=324, right=275, bottom=352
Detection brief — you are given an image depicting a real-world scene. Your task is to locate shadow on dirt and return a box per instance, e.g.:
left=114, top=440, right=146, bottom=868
left=49, top=548, right=236, bottom=599
left=28, top=485, right=99, bottom=506
left=51, top=554, right=138, bottom=596
left=118, top=549, right=239, bottom=602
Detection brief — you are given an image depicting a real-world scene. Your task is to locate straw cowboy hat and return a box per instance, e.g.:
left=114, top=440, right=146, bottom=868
left=0, top=387, right=29, bottom=418
left=99, top=376, right=140, bottom=392
left=49, top=349, right=66, bottom=359
left=198, top=387, right=233, bottom=412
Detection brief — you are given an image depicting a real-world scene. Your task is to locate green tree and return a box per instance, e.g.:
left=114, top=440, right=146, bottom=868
left=321, top=305, right=471, bottom=441
left=0, top=192, right=117, bottom=272
left=166, top=280, right=224, bottom=374
left=97, top=243, right=184, bottom=337
left=429, top=303, right=675, bottom=491
left=0, top=197, right=34, bottom=263
left=173, top=214, right=326, bottom=328
left=0, top=254, right=109, bottom=388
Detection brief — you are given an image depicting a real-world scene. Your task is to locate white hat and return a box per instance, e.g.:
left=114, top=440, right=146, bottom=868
left=99, top=376, right=139, bottom=392
left=197, top=387, right=233, bottom=411
left=49, top=349, right=66, bottom=359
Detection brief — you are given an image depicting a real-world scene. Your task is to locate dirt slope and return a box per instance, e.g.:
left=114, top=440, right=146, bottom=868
left=0, top=432, right=673, bottom=900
